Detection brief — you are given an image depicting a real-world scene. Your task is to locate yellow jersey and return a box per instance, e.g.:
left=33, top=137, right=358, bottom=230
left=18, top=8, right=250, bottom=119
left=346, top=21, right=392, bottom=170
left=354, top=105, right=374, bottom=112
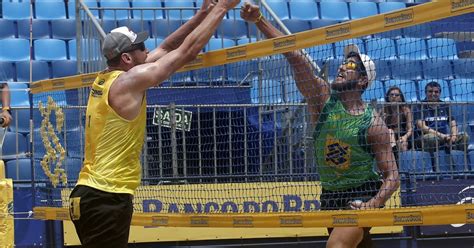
left=76, top=70, right=146, bottom=195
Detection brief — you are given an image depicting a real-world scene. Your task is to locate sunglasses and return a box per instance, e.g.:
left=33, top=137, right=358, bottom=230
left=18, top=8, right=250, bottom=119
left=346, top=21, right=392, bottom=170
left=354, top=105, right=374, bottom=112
left=122, top=42, right=146, bottom=53
left=342, top=60, right=366, bottom=75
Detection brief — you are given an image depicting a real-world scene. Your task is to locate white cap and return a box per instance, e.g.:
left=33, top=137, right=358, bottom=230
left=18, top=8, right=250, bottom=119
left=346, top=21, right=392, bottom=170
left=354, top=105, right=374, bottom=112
left=343, top=44, right=376, bottom=88
left=102, top=26, right=148, bottom=60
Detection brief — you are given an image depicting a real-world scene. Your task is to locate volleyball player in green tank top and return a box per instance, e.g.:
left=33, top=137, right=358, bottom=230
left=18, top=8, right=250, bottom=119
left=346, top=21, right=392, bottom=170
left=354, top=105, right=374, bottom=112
left=241, top=3, right=399, bottom=248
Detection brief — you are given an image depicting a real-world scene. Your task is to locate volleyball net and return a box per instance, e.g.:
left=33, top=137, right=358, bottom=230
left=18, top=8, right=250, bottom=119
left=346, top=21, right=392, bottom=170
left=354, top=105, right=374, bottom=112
left=28, top=1, right=474, bottom=228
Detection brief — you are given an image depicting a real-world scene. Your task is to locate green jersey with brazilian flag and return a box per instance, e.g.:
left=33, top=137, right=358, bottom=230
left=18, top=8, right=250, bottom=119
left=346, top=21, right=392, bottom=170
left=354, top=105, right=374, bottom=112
left=314, top=94, right=380, bottom=191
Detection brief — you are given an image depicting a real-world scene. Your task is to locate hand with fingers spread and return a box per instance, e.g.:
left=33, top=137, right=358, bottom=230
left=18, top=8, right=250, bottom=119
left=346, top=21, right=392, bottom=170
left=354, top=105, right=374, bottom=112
left=217, top=0, right=241, bottom=11
left=200, top=0, right=218, bottom=14
left=240, top=2, right=261, bottom=22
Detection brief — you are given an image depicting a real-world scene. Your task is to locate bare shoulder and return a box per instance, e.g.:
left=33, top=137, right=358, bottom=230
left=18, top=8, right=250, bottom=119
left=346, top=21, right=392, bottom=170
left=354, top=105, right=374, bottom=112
left=368, top=114, right=390, bottom=143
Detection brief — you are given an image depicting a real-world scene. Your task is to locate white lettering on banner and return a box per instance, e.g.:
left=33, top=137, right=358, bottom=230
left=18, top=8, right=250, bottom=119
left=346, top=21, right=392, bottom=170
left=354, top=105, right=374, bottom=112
left=425, top=116, right=448, bottom=122
left=152, top=108, right=193, bottom=131
left=451, top=185, right=474, bottom=227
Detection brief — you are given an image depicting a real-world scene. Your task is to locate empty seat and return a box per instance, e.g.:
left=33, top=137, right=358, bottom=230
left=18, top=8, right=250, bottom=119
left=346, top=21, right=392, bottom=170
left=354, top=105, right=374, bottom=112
left=151, top=19, right=182, bottom=38
left=422, top=59, right=454, bottom=80
left=17, top=19, right=51, bottom=39
left=251, top=79, right=283, bottom=104
left=434, top=150, right=450, bottom=173
left=399, top=150, right=433, bottom=174
left=450, top=150, right=469, bottom=172
left=0, top=19, right=16, bottom=39
left=2, top=1, right=30, bottom=20
left=52, top=60, right=78, bottom=78
left=418, top=79, right=451, bottom=101
left=289, top=1, right=318, bottom=20
left=66, top=130, right=84, bottom=158
left=451, top=78, right=474, bottom=102
left=469, top=151, right=474, bottom=171
left=163, top=0, right=195, bottom=20
left=118, top=19, right=150, bottom=35
left=216, top=19, right=248, bottom=40
left=334, top=38, right=365, bottom=59
left=310, top=19, right=339, bottom=29
left=206, top=38, right=235, bottom=52
left=237, top=37, right=258, bottom=46
left=33, top=90, right=67, bottom=107
left=0, top=62, right=15, bottom=82
left=6, top=159, right=32, bottom=181
left=0, top=39, right=31, bottom=61
left=427, top=38, right=458, bottom=59
left=144, top=38, right=163, bottom=50
left=362, top=80, right=385, bottom=102
left=403, top=23, right=433, bottom=38
left=390, top=59, right=423, bottom=80
left=9, top=109, right=30, bottom=135
left=68, top=39, right=101, bottom=60
left=100, top=1, right=131, bottom=20
left=265, top=1, right=289, bottom=20
left=397, top=38, right=428, bottom=60
left=65, top=157, right=83, bottom=181
left=16, top=61, right=50, bottom=82
left=2, top=132, right=28, bottom=160
left=51, top=19, right=76, bottom=39
left=281, top=20, right=311, bottom=33
left=320, top=2, right=349, bottom=21
left=321, top=58, right=343, bottom=81
left=132, top=0, right=163, bottom=20
left=350, top=2, right=378, bottom=20
left=34, top=39, right=68, bottom=61
left=378, top=2, right=406, bottom=14
left=365, top=38, right=397, bottom=60
left=374, top=60, right=392, bottom=81
left=452, top=59, right=474, bottom=79
left=385, top=79, right=418, bottom=102
left=68, top=0, right=100, bottom=19
left=310, top=44, right=334, bottom=61
left=35, top=1, right=67, bottom=19
left=8, top=83, right=30, bottom=107
left=99, top=19, right=119, bottom=33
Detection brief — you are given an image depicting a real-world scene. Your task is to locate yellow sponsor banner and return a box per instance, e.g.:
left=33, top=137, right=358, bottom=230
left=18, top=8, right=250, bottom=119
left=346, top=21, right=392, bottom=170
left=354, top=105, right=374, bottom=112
left=0, top=178, right=14, bottom=248
left=466, top=209, right=474, bottom=223
left=393, top=211, right=423, bottom=226
left=384, top=9, right=414, bottom=27
left=273, top=35, right=296, bottom=51
left=332, top=214, right=359, bottom=227
left=451, top=0, right=474, bottom=12
left=325, top=23, right=351, bottom=40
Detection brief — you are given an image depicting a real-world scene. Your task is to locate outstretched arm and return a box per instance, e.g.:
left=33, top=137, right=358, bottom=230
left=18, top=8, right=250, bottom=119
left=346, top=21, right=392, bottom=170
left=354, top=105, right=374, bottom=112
left=1, top=83, right=12, bottom=127
left=240, top=2, right=329, bottom=124
left=146, top=0, right=218, bottom=63
left=363, top=116, right=400, bottom=209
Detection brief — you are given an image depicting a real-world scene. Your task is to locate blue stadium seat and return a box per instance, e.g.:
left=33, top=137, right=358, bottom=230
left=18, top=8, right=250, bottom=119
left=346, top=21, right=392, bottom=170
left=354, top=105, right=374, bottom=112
left=132, top=0, right=163, bottom=20
left=151, top=19, right=182, bottom=38
left=365, top=38, right=397, bottom=60
left=281, top=20, right=312, bottom=33
left=17, top=19, right=50, bottom=39
left=396, top=38, right=428, bottom=60
left=427, top=38, right=458, bottom=59
left=378, top=2, right=406, bottom=13
left=237, top=37, right=258, bottom=46
left=452, top=59, right=474, bottom=79
left=33, top=90, right=68, bottom=107
left=349, top=2, right=378, bottom=20
left=450, top=150, right=469, bottom=172
left=385, top=79, right=418, bottom=102
left=418, top=79, right=451, bottom=101
left=100, top=19, right=119, bottom=33
left=320, top=2, right=349, bottom=21
left=29, top=131, right=46, bottom=159
left=374, top=60, right=392, bottom=81
left=390, top=59, right=423, bottom=80
left=322, top=58, right=343, bottom=82
left=0, top=39, right=31, bottom=61
left=469, top=151, right=474, bottom=171
left=334, top=38, right=365, bottom=59
left=2, top=1, right=30, bottom=20
left=51, top=19, right=76, bottom=39
left=6, top=159, right=32, bottom=181
left=399, top=150, right=433, bottom=174
left=144, top=38, right=163, bottom=50
left=206, top=38, right=235, bottom=52
left=68, top=0, right=100, bottom=19
left=34, top=39, right=68, bottom=61
left=403, top=23, right=433, bottom=38
left=0, top=62, right=15, bottom=82
left=16, top=61, right=50, bottom=82
left=309, top=44, right=334, bottom=61
left=284, top=81, right=304, bottom=103
left=68, top=39, right=101, bottom=60
left=362, top=80, right=385, bottom=102
left=227, top=59, right=258, bottom=83
left=422, top=59, right=454, bottom=80
left=66, top=130, right=84, bottom=158
left=310, top=19, right=339, bottom=29
left=52, top=60, right=78, bottom=78
left=434, top=150, right=450, bottom=173
left=216, top=19, right=248, bottom=40
left=100, top=1, right=131, bottom=20
left=373, top=29, right=403, bottom=39
left=163, top=0, right=195, bottom=20
left=35, top=1, right=67, bottom=19
left=65, top=157, right=83, bottom=181
left=266, top=0, right=290, bottom=20
left=2, top=132, right=28, bottom=160
left=451, top=78, right=474, bottom=102
left=118, top=19, right=150, bottom=35
left=251, top=79, right=283, bottom=104
left=8, top=83, right=30, bottom=107
left=289, top=1, right=319, bottom=20
left=0, top=19, right=16, bottom=39
left=9, top=109, right=30, bottom=135
left=33, top=159, right=48, bottom=181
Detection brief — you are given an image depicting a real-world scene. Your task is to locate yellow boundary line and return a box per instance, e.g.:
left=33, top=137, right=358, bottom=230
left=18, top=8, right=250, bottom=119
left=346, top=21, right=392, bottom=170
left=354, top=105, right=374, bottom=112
left=30, top=1, right=473, bottom=94
left=34, top=204, right=474, bottom=228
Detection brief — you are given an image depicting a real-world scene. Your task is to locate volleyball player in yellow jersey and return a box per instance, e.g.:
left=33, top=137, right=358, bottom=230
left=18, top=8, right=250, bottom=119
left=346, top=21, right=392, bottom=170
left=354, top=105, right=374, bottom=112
left=241, top=2, right=399, bottom=248
left=68, top=0, right=240, bottom=247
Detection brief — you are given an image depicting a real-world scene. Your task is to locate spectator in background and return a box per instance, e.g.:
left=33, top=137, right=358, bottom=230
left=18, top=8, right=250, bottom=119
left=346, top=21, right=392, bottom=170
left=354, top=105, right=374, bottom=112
left=381, top=86, right=413, bottom=157
left=0, top=83, right=12, bottom=127
left=415, top=81, right=469, bottom=153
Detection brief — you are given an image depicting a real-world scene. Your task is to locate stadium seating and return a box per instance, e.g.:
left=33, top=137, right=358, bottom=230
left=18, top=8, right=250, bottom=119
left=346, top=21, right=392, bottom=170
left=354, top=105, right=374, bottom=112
left=403, top=23, right=433, bottom=38
left=163, top=0, right=195, bottom=20
left=427, top=38, right=458, bottom=59
left=66, top=130, right=84, bottom=158
left=8, top=82, right=30, bottom=107
left=0, top=19, right=16, bottom=39
left=35, top=1, right=67, bottom=20
left=68, top=0, right=100, bottom=19
left=265, top=0, right=289, bottom=20
left=9, top=109, right=30, bottom=135
left=206, top=38, right=236, bottom=52
left=118, top=19, right=150, bottom=35
left=374, top=60, right=392, bottom=81
left=289, top=1, right=319, bottom=20
left=68, top=39, right=101, bottom=60
left=378, top=2, right=407, bottom=14
left=100, top=19, right=119, bottom=33
left=450, top=149, right=469, bottom=172
left=237, top=37, right=258, bottom=46
left=451, top=78, right=474, bottom=102
left=2, top=1, right=30, bottom=20
left=422, top=59, right=454, bottom=80
left=390, top=59, right=423, bottom=80
left=16, top=61, right=50, bottom=82
left=0, top=39, right=31, bottom=61
left=216, top=19, right=248, bottom=40
left=365, top=38, right=397, bottom=60
left=34, top=39, right=68, bottom=61
left=311, top=44, right=334, bottom=60
left=132, top=0, right=163, bottom=20
left=65, top=157, right=83, bottom=181
left=320, top=2, right=349, bottom=21
left=399, top=150, right=433, bottom=173
left=334, top=38, right=365, bottom=59
left=144, top=38, right=162, bottom=50
left=51, top=60, right=78, bottom=78
left=100, top=1, right=131, bottom=20
left=281, top=20, right=312, bottom=33
left=251, top=79, right=283, bottom=104
left=6, top=159, right=32, bottom=181
left=151, top=19, right=182, bottom=38
left=434, top=150, right=451, bottom=173
left=17, top=19, right=51, bottom=39
left=51, top=19, right=77, bottom=40
left=452, top=59, right=474, bottom=79
left=310, top=19, right=339, bottom=29
left=2, top=132, right=28, bottom=160
left=0, top=61, right=15, bottom=82
left=385, top=79, right=418, bottom=102
left=418, top=79, right=451, bottom=101
left=349, top=2, right=378, bottom=20
left=397, top=38, right=428, bottom=60
left=362, top=80, right=385, bottom=102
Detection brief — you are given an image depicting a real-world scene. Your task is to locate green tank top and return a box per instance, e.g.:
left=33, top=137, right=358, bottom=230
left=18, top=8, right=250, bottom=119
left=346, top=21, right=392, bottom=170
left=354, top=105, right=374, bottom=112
left=314, top=94, right=379, bottom=191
